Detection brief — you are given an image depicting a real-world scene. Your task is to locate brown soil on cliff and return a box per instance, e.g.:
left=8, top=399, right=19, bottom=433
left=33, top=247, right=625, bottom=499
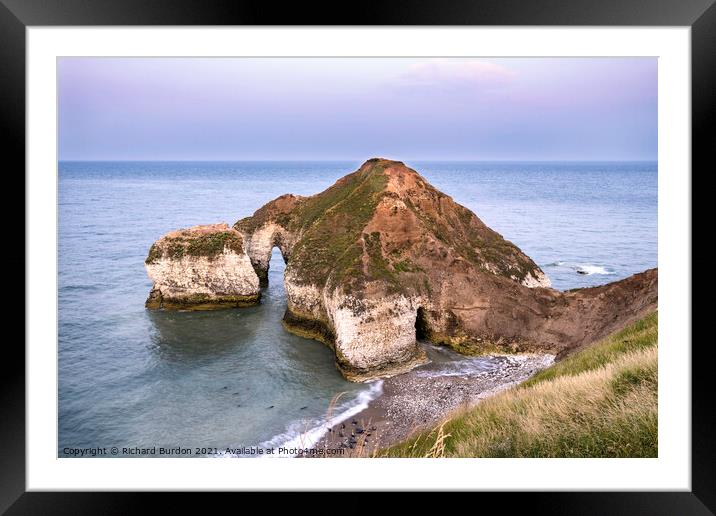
left=234, top=194, right=305, bottom=234
left=422, top=267, right=657, bottom=357
left=235, top=158, right=547, bottom=292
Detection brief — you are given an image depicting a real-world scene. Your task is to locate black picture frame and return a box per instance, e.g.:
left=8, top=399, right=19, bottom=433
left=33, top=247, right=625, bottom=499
left=4, top=0, right=711, bottom=512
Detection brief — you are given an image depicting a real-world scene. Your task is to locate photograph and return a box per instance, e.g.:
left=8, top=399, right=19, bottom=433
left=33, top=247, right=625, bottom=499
left=57, top=56, right=659, bottom=459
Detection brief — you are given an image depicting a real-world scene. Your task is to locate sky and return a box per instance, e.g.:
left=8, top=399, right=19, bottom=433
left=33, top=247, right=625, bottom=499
left=58, top=57, right=657, bottom=161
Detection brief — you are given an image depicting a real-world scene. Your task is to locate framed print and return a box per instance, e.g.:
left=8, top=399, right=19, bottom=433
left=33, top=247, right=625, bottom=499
left=5, top=0, right=713, bottom=511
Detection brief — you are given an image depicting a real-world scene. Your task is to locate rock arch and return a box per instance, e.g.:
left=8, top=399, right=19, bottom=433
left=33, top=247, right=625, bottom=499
left=240, top=223, right=296, bottom=287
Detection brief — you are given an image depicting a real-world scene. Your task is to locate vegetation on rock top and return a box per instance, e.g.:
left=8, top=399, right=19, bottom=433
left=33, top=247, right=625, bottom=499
left=145, top=229, right=245, bottom=264
left=276, top=161, right=393, bottom=289
left=234, top=194, right=303, bottom=234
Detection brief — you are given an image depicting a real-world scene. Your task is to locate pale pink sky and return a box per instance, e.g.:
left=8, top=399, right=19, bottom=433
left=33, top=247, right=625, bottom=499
left=59, top=57, right=657, bottom=161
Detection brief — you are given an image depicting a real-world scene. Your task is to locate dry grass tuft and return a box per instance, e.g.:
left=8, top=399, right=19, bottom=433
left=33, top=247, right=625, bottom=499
left=424, top=422, right=452, bottom=458
left=384, top=311, right=658, bottom=458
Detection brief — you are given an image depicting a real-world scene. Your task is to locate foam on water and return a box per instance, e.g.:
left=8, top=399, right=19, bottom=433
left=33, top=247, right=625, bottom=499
left=415, top=356, right=502, bottom=378
left=260, top=380, right=384, bottom=456
left=544, top=261, right=615, bottom=276
left=575, top=264, right=613, bottom=275
left=216, top=380, right=384, bottom=458
left=415, top=351, right=556, bottom=379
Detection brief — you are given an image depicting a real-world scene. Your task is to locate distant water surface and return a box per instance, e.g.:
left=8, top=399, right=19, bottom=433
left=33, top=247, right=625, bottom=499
left=58, top=160, right=657, bottom=456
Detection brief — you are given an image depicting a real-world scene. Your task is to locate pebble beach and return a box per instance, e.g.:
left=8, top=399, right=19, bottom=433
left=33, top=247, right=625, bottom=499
left=316, top=352, right=555, bottom=456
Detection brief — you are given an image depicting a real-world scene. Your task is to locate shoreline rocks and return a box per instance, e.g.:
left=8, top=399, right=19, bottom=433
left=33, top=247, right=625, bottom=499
left=317, top=351, right=556, bottom=454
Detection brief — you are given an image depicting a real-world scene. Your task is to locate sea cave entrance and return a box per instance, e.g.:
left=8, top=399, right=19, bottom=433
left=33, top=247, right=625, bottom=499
left=415, top=306, right=430, bottom=340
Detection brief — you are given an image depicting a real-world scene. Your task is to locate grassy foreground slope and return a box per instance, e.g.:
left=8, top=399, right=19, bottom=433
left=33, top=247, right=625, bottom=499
left=384, top=311, right=658, bottom=458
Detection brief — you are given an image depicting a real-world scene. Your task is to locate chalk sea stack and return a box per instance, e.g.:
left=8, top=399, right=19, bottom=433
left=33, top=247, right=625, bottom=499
left=144, top=223, right=260, bottom=310
left=146, top=159, right=658, bottom=381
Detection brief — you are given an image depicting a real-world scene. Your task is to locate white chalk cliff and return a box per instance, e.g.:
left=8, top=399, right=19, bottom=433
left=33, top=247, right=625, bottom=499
left=145, top=224, right=260, bottom=310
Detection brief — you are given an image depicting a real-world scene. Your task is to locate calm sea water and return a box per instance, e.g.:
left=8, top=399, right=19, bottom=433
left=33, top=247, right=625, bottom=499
left=58, top=160, right=657, bottom=456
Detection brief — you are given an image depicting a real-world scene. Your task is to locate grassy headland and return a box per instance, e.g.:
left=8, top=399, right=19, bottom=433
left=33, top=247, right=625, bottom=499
left=382, top=311, right=658, bottom=458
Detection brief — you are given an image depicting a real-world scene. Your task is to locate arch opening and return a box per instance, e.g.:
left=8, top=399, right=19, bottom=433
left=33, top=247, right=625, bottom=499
left=253, top=245, right=290, bottom=288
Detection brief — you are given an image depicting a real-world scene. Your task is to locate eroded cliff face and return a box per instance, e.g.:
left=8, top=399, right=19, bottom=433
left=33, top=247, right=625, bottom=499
left=145, top=159, right=658, bottom=382
left=145, top=224, right=260, bottom=310
left=413, top=267, right=658, bottom=358
left=281, top=281, right=429, bottom=381
left=229, top=159, right=657, bottom=381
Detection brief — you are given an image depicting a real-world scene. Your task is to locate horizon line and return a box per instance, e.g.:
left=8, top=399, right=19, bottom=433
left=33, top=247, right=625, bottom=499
left=58, top=158, right=658, bottom=163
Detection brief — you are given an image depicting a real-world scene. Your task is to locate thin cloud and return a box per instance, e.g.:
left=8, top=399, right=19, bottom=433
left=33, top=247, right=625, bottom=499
left=392, top=59, right=517, bottom=95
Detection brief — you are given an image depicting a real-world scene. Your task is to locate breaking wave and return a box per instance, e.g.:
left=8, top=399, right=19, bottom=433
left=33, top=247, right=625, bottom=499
left=544, top=261, right=614, bottom=276
left=575, top=264, right=612, bottom=275
left=216, top=381, right=384, bottom=458
left=415, top=355, right=505, bottom=378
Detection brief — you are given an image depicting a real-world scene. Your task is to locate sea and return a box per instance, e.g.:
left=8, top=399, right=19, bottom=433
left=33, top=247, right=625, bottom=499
left=58, top=160, right=657, bottom=456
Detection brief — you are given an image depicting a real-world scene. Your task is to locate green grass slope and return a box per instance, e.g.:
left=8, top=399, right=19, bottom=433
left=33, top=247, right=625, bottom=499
left=383, top=311, right=658, bottom=458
